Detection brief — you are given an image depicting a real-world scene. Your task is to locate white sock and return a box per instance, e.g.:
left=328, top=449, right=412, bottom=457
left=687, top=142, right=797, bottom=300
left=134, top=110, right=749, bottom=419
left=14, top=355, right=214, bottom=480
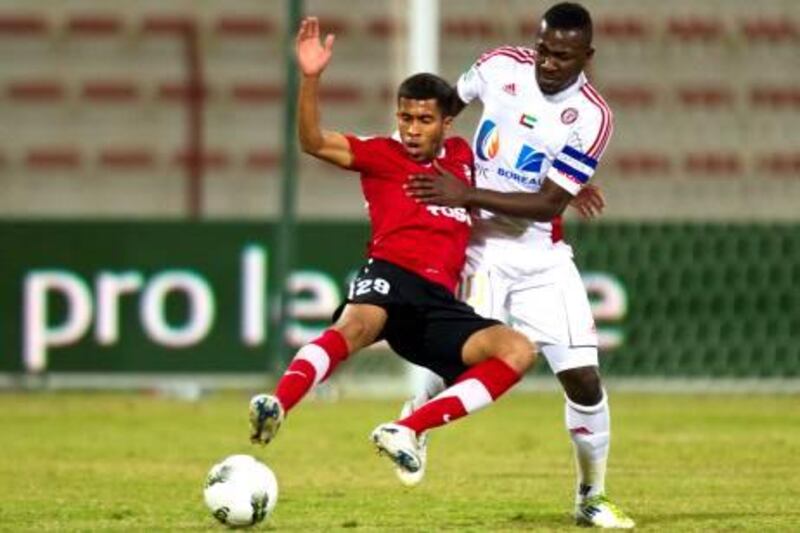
left=411, top=369, right=447, bottom=410
left=565, top=391, right=610, bottom=503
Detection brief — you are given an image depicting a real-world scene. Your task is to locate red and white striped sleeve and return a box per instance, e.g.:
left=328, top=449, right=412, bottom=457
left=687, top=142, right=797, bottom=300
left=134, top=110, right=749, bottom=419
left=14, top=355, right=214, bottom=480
left=456, top=46, right=536, bottom=104
left=546, top=83, right=614, bottom=195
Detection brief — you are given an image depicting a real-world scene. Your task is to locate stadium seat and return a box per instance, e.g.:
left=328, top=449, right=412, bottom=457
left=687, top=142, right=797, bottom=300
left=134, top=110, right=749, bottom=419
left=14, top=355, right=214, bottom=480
left=213, top=16, right=275, bottom=38
left=26, top=146, right=82, bottom=169
left=6, top=79, right=65, bottom=101
left=366, top=17, right=400, bottom=39
left=613, top=152, right=671, bottom=177
left=229, top=83, right=283, bottom=104
left=443, top=18, right=495, bottom=39
left=750, top=86, right=800, bottom=108
left=741, top=18, right=798, bottom=42
left=676, top=85, right=734, bottom=108
left=604, top=84, right=657, bottom=107
left=760, top=152, right=800, bottom=176
left=245, top=149, right=281, bottom=170
left=157, top=81, right=210, bottom=102
left=316, top=17, right=350, bottom=36
left=140, top=14, right=192, bottom=35
left=0, top=14, right=48, bottom=36
left=378, top=83, right=394, bottom=103
left=667, top=17, right=724, bottom=42
left=318, top=83, right=363, bottom=104
left=81, top=80, right=140, bottom=103
left=518, top=18, right=539, bottom=37
left=595, top=16, right=650, bottom=41
left=685, top=152, right=742, bottom=176
left=172, top=149, right=230, bottom=170
left=66, top=14, right=125, bottom=36
left=98, top=147, right=156, bottom=169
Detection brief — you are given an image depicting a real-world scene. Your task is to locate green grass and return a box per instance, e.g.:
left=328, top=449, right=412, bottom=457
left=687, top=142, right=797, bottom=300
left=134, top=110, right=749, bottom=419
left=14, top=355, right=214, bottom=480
left=1, top=390, right=798, bottom=531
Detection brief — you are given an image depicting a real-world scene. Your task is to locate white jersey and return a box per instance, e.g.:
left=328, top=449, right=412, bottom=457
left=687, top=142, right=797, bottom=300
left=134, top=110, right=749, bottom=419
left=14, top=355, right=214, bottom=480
left=457, top=46, right=613, bottom=252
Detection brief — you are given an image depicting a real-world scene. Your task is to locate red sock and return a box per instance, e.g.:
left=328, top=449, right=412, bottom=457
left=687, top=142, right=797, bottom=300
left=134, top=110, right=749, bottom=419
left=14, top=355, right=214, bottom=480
left=274, top=329, right=349, bottom=412
left=397, top=357, right=521, bottom=434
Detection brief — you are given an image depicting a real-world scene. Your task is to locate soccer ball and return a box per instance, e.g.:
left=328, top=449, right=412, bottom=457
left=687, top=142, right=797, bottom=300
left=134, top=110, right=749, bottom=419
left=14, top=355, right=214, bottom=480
left=203, top=454, right=278, bottom=527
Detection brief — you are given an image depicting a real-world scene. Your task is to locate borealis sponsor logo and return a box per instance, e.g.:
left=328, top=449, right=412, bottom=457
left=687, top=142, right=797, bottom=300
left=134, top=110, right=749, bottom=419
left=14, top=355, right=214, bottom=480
left=515, top=145, right=545, bottom=173
left=497, top=167, right=541, bottom=188
left=475, top=120, right=500, bottom=161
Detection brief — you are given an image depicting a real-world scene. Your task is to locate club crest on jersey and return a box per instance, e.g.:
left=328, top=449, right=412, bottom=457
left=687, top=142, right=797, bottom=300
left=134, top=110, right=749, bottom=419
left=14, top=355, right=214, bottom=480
left=515, top=145, right=545, bottom=173
left=519, top=113, right=537, bottom=129
left=561, top=107, right=579, bottom=124
left=475, top=120, right=500, bottom=161
left=502, top=83, right=517, bottom=96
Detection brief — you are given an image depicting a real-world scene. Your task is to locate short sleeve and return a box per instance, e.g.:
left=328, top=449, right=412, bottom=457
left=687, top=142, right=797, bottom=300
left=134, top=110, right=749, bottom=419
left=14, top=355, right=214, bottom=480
left=546, top=103, right=614, bottom=196
left=456, top=63, right=486, bottom=105
left=457, top=46, right=536, bottom=105
left=346, top=135, right=390, bottom=173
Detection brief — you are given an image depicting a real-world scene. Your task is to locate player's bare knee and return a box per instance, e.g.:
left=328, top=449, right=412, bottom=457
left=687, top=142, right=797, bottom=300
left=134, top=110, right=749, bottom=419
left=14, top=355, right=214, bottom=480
left=496, top=330, right=536, bottom=374
left=331, top=319, right=373, bottom=353
left=559, top=366, right=603, bottom=406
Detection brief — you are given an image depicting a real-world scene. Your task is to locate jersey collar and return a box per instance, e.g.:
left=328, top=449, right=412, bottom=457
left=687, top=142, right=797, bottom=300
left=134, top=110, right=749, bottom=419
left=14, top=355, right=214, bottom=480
left=390, top=130, right=447, bottom=162
left=541, top=72, right=587, bottom=103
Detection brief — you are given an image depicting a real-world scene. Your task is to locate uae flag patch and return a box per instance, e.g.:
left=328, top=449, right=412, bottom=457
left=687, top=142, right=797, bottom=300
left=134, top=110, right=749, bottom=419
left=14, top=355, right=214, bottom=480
left=519, top=113, right=537, bottom=129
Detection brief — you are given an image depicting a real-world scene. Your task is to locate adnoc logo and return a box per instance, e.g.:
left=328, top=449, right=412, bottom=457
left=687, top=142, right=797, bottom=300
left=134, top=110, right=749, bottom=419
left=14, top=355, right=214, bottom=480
left=475, top=120, right=500, bottom=161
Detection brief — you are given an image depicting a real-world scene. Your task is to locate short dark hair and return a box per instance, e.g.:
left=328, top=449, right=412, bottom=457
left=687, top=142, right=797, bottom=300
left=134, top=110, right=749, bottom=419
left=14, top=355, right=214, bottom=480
left=543, top=2, right=593, bottom=43
left=397, top=73, right=456, bottom=116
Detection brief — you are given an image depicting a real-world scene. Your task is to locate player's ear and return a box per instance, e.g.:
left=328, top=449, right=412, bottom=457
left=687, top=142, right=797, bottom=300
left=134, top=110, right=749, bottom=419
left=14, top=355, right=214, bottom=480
left=586, top=46, right=595, bottom=61
left=442, top=115, right=454, bottom=132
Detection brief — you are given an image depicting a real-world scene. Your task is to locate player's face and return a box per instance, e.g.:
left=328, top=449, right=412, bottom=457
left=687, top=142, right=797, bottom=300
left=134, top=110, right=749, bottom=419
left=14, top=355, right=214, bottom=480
left=396, top=98, right=452, bottom=161
left=534, top=21, right=594, bottom=95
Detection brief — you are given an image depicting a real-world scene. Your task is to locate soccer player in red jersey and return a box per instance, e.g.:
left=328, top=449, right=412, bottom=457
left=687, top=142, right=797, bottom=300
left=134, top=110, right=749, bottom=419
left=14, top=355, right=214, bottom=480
left=249, top=17, right=537, bottom=475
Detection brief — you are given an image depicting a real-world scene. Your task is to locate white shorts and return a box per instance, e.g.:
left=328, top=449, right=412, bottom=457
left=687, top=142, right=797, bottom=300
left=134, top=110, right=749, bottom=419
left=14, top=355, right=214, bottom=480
left=461, top=242, right=598, bottom=374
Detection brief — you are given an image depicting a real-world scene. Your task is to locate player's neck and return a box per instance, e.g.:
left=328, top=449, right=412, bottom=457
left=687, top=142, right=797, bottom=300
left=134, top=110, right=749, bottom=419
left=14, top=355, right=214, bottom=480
left=540, top=72, right=586, bottom=102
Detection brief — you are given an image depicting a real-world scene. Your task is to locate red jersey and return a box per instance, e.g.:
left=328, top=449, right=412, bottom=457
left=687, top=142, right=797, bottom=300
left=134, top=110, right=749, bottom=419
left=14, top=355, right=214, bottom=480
left=345, top=135, right=474, bottom=293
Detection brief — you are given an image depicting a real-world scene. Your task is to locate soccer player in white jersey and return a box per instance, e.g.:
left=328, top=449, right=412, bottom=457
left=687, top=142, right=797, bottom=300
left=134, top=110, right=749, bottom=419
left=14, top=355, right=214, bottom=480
left=403, top=3, right=634, bottom=529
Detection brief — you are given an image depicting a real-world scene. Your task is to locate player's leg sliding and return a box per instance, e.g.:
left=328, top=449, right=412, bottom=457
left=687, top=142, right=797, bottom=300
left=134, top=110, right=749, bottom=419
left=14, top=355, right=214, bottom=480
left=371, top=357, right=523, bottom=474
left=393, top=371, right=446, bottom=486
left=566, top=392, right=634, bottom=529
left=249, top=329, right=349, bottom=445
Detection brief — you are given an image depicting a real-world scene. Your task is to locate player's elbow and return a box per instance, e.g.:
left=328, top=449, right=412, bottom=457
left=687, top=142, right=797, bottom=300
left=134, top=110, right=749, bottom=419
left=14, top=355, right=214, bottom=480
left=298, top=134, right=323, bottom=155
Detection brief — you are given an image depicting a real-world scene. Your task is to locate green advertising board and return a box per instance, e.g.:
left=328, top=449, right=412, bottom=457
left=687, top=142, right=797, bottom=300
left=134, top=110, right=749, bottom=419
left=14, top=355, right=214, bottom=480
left=1, top=222, right=798, bottom=378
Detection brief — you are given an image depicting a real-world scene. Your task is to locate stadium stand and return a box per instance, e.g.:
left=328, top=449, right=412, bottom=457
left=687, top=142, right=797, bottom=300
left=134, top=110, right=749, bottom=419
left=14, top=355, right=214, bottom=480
left=0, top=0, right=798, bottom=219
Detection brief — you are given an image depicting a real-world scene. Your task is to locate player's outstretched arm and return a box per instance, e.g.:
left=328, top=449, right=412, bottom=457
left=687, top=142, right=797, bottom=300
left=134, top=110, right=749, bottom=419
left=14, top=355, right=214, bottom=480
left=296, top=17, right=353, bottom=168
left=406, top=162, right=571, bottom=222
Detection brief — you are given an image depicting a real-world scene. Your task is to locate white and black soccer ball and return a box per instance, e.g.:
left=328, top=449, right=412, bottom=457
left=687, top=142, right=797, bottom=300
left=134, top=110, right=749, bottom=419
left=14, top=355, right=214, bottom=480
left=203, top=454, right=278, bottom=527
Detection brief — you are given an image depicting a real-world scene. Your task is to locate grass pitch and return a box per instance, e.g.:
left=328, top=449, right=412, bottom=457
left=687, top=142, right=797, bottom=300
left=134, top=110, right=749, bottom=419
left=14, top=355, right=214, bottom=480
left=1, top=390, right=798, bottom=531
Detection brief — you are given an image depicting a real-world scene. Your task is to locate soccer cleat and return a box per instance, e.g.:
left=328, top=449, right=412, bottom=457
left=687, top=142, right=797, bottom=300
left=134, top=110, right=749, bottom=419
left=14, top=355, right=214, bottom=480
left=248, top=394, right=285, bottom=445
left=394, top=400, right=428, bottom=486
left=370, top=422, right=422, bottom=474
left=575, top=495, right=635, bottom=529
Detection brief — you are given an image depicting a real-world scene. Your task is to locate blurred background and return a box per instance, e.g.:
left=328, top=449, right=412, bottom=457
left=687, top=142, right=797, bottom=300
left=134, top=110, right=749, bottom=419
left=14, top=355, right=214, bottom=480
left=0, top=0, right=798, bottom=393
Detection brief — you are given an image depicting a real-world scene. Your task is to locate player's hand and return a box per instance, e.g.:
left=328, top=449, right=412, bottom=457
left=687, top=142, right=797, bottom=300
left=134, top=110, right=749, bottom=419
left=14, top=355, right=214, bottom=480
left=295, top=17, right=335, bottom=77
left=570, top=184, right=606, bottom=219
left=405, top=160, right=470, bottom=207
